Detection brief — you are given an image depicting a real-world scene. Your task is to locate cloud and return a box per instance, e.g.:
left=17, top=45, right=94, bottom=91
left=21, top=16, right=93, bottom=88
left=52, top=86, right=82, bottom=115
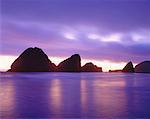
left=2, top=0, right=150, bottom=31
left=1, top=0, right=150, bottom=63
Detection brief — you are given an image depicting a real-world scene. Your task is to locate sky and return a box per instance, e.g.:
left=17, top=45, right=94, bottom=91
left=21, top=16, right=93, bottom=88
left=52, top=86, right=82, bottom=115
left=0, top=0, right=150, bottom=71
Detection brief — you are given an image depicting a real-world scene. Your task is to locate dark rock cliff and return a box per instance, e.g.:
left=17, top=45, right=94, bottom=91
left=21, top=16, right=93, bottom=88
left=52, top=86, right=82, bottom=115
left=135, top=61, right=150, bottom=73
left=8, top=47, right=56, bottom=72
left=57, top=54, right=81, bottom=72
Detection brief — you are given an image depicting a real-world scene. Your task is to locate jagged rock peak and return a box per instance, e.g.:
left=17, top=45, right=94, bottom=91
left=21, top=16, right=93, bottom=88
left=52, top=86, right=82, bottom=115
left=122, top=61, right=134, bottom=72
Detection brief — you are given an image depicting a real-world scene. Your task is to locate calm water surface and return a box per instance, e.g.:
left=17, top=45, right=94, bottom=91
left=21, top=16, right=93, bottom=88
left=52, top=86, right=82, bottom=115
left=0, top=73, right=150, bottom=118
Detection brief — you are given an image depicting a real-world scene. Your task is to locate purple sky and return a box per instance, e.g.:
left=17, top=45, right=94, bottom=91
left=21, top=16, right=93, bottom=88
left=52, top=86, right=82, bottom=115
left=1, top=0, right=150, bottom=63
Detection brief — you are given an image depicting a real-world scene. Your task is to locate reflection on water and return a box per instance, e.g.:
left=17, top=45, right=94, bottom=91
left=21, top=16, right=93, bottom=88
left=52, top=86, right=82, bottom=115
left=0, top=80, right=15, bottom=118
left=80, top=79, right=87, bottom=113
left=49, top=79, right=62, bottom=113
left=79, top=76, right=128, bottom=117
left=0, top=73, right=150, bottom=118
left=92, top=79, right=127, bottom=117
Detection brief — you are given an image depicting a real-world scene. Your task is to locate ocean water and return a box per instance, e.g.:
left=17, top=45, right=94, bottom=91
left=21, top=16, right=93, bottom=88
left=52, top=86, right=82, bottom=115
left=0, top=72, right=150, bottom=118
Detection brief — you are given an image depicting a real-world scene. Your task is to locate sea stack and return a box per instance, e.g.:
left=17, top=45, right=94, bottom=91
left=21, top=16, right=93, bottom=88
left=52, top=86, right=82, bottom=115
left=57, top=54, right=81, bottom=72
left=81, top=62, right=102, bottom=72
left=122, top=61, right=134, bottom=72
left=135, top=61, right=150, bottom=73
left=8, top=47, right=56, bottom=72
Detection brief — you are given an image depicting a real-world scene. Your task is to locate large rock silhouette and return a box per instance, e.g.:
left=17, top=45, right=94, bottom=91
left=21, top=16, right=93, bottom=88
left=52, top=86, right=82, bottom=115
left=81, top=62, right=102, bottom=72
left=122, top=61, right=134, bottom=72
left=8, top=47, right=56, bottom=72
left=135, top=61, right=150, bottom=73
left=57, top=54, right=81, bottom=72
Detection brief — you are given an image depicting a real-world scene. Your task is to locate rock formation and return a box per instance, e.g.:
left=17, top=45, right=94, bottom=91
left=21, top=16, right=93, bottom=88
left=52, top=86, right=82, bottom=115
left=81, top=62, right=102, bottom=72
left=49, top=62, right=57, bottom=72
left=57, top=54, right=81, bottom=72
left=8, top=47, right=56, bottom=72
left=122, top=61, right=134, bottom=72
left=109, top=70, right=122, bottom=72
left=135, top=61, right=150, bottom=73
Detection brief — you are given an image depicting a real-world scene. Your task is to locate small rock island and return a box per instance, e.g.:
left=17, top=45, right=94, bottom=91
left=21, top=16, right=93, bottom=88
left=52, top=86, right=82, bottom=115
left=81, top=62, right=102, bottom=72
left=109, top=61, right=150, bottom=73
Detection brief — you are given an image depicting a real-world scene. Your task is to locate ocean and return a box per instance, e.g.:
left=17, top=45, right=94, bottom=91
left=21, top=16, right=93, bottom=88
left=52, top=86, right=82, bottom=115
left=0, top=72, right=150, bottom=118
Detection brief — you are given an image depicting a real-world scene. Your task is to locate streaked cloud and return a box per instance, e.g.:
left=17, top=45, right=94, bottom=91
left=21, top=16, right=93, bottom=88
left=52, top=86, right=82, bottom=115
left=1, top=0, right=150, bottom=68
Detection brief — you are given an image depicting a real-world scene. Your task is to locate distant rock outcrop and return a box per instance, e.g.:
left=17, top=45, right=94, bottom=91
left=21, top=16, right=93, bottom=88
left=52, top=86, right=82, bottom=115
left=135, top=61, right=150, bottom=73
left=109, top=70, right=122, bottom=72
left=8, top=47, right=56, bottom=72
left=57, top=54, right=81, bottom=72
left=81, top=62, right=102, bottom=72
left=122, top=61, right=134, bottom=72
